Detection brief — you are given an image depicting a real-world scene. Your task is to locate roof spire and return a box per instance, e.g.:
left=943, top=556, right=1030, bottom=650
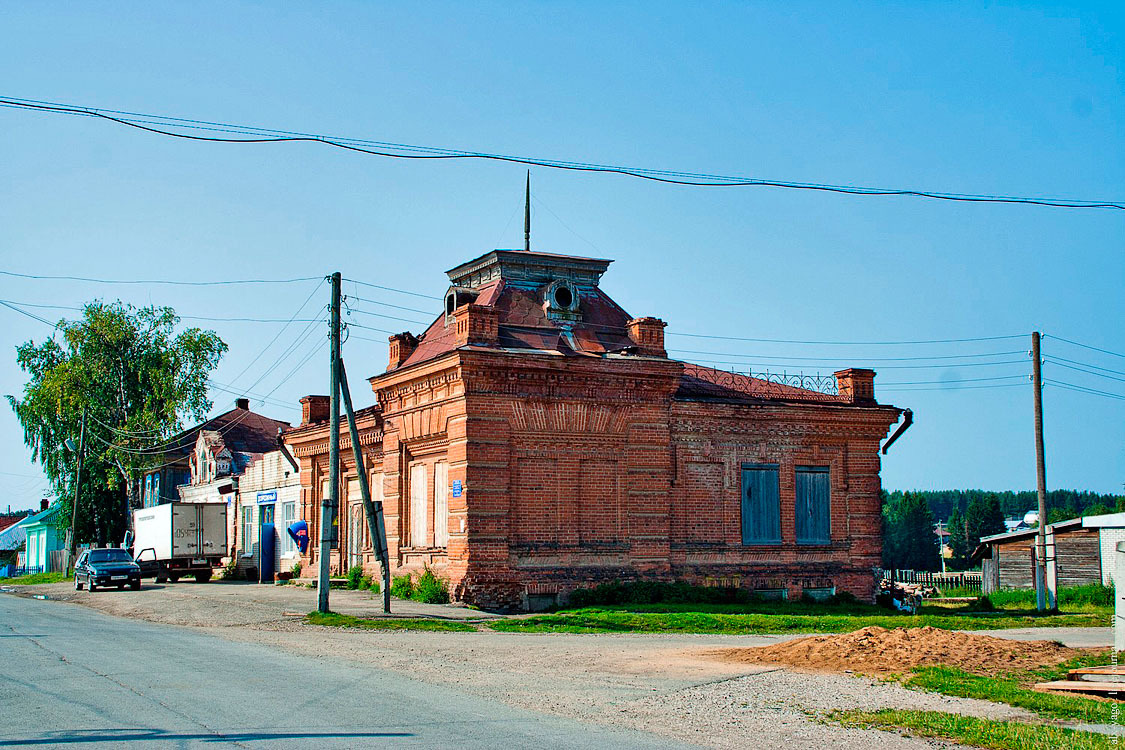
left=524, top=169, right=531, bottom=252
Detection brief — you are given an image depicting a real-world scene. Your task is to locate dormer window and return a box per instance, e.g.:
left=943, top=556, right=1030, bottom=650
left=444, top=287, right=479, bottom=325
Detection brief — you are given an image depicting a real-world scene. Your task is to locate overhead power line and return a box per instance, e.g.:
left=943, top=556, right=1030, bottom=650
left=3, top=95, right=1122, bottom=210
left=1044, top=335, right=1125, bottom=361
left=1045, top=379, right=1125, bottom=401
left=0, top=269, right=319, bottom=286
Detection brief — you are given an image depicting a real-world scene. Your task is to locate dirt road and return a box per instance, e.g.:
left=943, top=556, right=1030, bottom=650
left=6, top=581, right=1047, bottom=749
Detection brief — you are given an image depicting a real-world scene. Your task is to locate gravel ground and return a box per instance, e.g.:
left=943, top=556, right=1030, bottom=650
left=4, top=582, right=1054, bottom=749
left=3, top=580, right=497, bottom=626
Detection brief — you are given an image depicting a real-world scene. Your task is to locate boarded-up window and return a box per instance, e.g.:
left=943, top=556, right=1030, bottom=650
left=742, top=464, right=781, bottom=545
left=409, top=463, right=428, bottom=547
left=433, top=462, right=449, bottom=548
left=795, top=466, right=831, bottom=544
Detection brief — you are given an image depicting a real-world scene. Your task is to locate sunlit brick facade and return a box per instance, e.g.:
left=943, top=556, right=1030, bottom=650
left=285, top=249, right=904, bottom=610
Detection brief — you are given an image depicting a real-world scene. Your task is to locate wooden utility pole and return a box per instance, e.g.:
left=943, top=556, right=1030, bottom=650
left=318, top=271, right=342, bottom=614
left=1031, top=331, right=1055, bottom=611
left=339, top=359, right=392, bottom=613
left=67, top=407, right=86, bottom=568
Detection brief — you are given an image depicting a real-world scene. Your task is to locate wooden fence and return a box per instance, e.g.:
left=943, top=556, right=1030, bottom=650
left=48, top=550, right=71, bottom=573
left=880, top=569, right=982, bottom=591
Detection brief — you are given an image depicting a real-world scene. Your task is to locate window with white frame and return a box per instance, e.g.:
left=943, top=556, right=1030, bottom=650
left=241, top=505, right=254, bottom=556
left=281, top=501, right=297, bottom=554
left=409, top=463, right=428, bottom=547
left=434, top=462, right=449, bottom=548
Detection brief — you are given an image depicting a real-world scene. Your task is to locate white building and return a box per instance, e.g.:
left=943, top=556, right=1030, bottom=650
left=233, top=449, right=302, bottom=582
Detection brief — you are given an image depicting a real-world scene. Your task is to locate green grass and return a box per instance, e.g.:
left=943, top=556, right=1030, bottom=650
left=983, top=584, right=1113, bottom=612
left=2, top=571, right=68, bottom=585
left=306, top=611, right=477, bottom=632
left=486, top=607, right=1105, bottom=634
left=906, top=664, right=1116, bottom=724
left=936, top=585, right=984, bottom=598
left=830, top=709, right=1117, bottom=750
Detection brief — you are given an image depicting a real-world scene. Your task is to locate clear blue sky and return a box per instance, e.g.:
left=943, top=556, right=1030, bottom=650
left=1, top=2, right=1122, bottom=511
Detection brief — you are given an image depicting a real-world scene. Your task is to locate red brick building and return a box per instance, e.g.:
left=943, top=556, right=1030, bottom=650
left=285, top=248, right=905, bottom=609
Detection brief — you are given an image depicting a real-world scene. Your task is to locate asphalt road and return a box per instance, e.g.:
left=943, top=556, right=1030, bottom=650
left=0, top=595, right=696, bottom=749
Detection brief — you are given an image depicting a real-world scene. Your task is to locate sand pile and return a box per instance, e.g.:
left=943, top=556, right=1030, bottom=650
left=712, top=626, right=1080, bottom=675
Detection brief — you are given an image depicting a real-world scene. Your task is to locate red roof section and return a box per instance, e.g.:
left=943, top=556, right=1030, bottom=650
left=0, top=514, right=28, bottom=533
left=397, top=279, right=636, bottom=369
left=160, top=407, right=291, bottom=457
left=675, top=363, right=847, bottom=405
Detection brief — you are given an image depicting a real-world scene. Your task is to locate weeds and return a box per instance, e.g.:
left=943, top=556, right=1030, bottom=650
left=306, top=611, right=475, bottom=632
left=829, top=709, right=1115, bottom=749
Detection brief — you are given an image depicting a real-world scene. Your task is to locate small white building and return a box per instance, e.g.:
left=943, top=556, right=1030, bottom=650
left=1082, top=512, right=1125, bottom=586
left=233, top=449, right=302, bottom=582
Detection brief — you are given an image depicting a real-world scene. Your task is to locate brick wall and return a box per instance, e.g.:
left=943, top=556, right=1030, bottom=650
left=292, top=347, right=900, bottom=610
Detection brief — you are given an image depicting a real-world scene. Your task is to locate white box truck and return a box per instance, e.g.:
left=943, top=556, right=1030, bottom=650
left=131, top=503, right=227, bottom=583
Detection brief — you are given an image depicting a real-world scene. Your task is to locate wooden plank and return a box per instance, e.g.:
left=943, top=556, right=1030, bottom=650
left=1035, top=680, right=1125, bottom=696
left=1068, top=667, right=1125, bottom=682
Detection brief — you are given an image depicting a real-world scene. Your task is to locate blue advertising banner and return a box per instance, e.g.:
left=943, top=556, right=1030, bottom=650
left=256, top=490, right=277, bottom=504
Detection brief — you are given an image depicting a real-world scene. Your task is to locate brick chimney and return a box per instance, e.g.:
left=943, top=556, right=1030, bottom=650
left=388, top=332, right=419, bottom=370
left=235, top=397, right=250, bottom=410
left=300, top=395, right=330, bottom=426
left=625, top=317, right=667, bottom=357
left=40, top=498, right=49, bottom=512
left=835, top=368, right=876, bottom=404
left=453, top=303, right=499, bottom=347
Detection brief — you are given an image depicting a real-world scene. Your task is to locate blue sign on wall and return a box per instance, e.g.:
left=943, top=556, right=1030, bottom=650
left=451, top=480, right=462, bottom=498
left=256, top=490, right=278, bottom=504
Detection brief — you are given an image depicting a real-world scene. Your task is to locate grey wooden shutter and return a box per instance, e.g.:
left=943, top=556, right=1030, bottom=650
left=741, top=465, right=781, bottom=545
left=795, top=467, right=831, bottom=544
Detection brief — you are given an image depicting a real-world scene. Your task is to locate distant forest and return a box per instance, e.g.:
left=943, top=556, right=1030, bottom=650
left=881, top=488, right=1125, bottom=572
left=883, top=489, right=1125, bottom=524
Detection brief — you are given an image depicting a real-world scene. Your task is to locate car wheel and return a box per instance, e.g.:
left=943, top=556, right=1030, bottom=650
left=74, top=575, right=83, bottom=591
left=155, top=575, right=166, bottom=583
left=169, top=574, right=180, bottom=583
left=130, top=580, right=141, bottom=591
left=118, top=584, right=126, bottom=590
left=87, top=576, right=96, bottom=592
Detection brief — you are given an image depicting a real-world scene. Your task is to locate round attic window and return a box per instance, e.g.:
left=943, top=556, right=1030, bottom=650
left=552, top=284, right=573, bottom=309
left=546, top=279, right=578, bottom=312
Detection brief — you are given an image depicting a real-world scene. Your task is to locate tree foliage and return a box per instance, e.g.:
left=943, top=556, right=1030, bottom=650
left=882, top=491, right=940, bottom=572
left=946, top=507, right=968, bottom=571
left=964, top=493, right=1006, bottom=553
left=8, top=301, right=226, bottom=544
left=883, top=488, right=1125, bottom=524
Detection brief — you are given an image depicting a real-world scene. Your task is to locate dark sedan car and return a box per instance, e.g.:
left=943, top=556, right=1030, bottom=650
left=74, top=548, right=142, bottom=591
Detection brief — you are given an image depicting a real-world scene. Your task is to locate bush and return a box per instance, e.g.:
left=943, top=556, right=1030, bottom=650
left=290, top=561, right=302, bottom=578
left=359, top=574, right=381, bottom=593
left=346, top=565, right=364, bottom=590
left=390, top=574, right=414, bottom=599
left=411, top=567, right=450, bottom=604
left=220, top=558, right=239, bottom=580
left=568, top=580, right=754, bottom=608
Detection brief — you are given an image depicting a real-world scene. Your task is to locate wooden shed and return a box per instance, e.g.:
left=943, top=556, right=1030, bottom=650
left=976, top=513, right=1125, bottom=593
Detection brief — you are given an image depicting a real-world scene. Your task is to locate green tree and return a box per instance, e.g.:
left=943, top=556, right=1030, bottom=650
left=8, top=301, right=226, bottom=546
left=947, top=507, right=968, bottom=571
left=882, top=491, right=940, bottom=572
left=965, top=493, right=1005, bottom=551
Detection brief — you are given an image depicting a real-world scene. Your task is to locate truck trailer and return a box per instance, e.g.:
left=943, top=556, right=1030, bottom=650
left=131, top=503, right=227, bottom=583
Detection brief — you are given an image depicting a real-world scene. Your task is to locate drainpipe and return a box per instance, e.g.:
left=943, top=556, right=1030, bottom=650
left=881, top=409, right=913, bottom=455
